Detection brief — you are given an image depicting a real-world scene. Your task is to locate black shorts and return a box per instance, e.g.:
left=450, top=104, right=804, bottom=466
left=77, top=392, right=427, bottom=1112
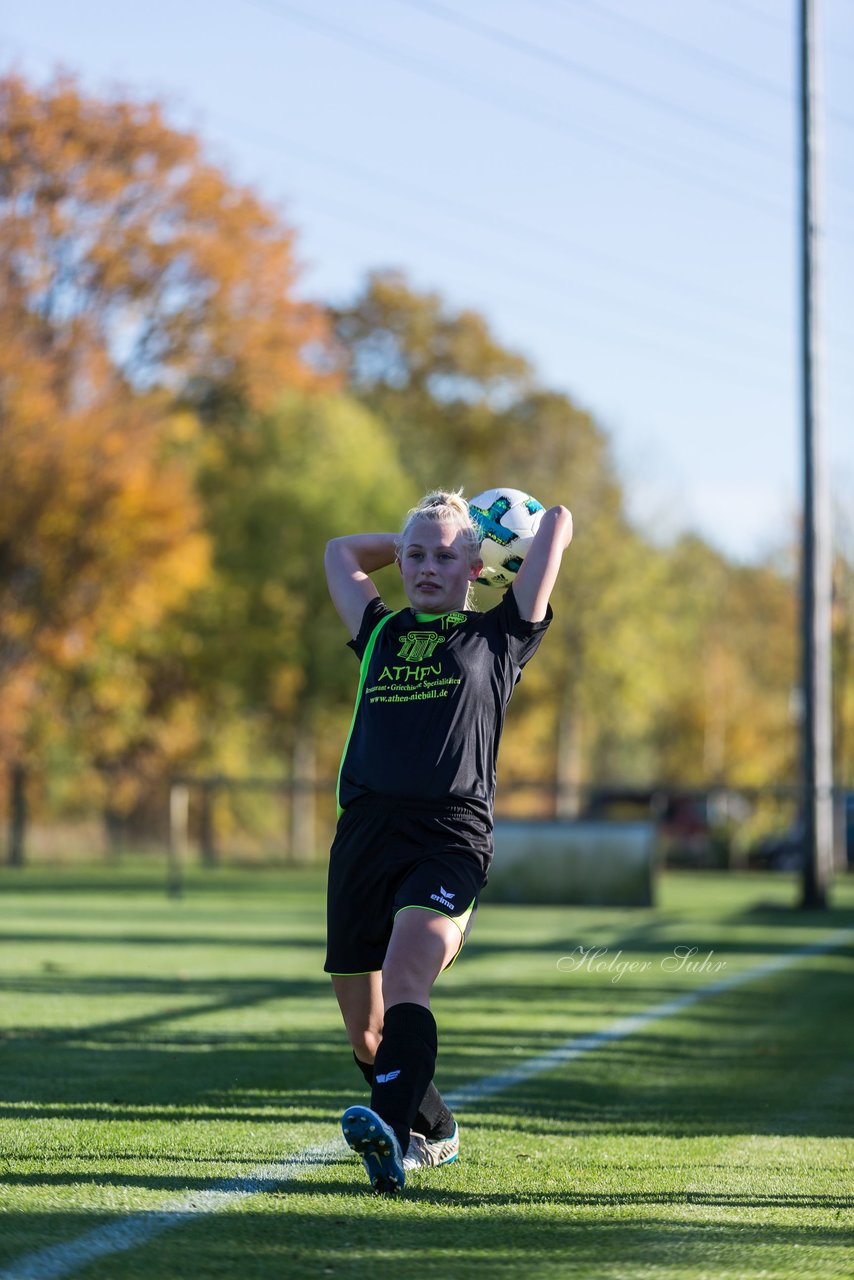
left=324, top=795, right=493, bottom=975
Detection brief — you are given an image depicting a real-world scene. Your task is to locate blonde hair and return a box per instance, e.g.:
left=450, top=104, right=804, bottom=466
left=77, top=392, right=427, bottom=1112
left=396, top=488, right=482, bottom=609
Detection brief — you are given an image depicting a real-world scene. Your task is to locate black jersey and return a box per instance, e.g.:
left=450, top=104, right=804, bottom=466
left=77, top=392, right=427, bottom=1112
left=336, top=587, right=551, bottom=824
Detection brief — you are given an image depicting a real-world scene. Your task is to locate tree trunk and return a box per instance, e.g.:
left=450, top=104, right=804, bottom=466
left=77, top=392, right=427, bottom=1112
left=289, top=720, right=316, bottom=864
left=8, top=762, right=27, bottom=867
left=702, top=640, right=728, bottom=783
left=103, top=805, right=126, bottom=861
left=199, top=780, right=218, bottom=868
left=831, top=588, right=849, bottom=789
left=167, top=783, right=189, bottom=898
left=555, top=689, right=583, bottom=819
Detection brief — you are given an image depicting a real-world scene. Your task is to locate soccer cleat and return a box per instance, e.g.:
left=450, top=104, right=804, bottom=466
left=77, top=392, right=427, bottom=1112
left=341, top=1105, right=406, bottom=1196
left=403, top=1122, right=460, bottom=1171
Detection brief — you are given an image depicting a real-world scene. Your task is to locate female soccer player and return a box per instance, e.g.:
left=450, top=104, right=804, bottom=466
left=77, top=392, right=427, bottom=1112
left=324, top=489, right=573, bottom=1194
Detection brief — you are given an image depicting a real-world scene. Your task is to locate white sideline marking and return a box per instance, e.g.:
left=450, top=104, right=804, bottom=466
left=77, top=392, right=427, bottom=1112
left=447, top=927, right=854, bottom=1107
left=0, top=1146, right=342, bottom=1280
left=3, top=927, right=852, bottom=1280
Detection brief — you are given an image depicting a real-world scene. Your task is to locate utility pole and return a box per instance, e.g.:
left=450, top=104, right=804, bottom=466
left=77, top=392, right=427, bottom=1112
left=798, top=0, right=834, bottom=908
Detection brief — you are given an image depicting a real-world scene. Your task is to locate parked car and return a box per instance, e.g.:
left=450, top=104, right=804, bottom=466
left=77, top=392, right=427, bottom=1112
left=748, top=825, right=806, bottom=871
left=748, top=793, right=854, bottom=871
left=579, top=787, right=730, bottom=868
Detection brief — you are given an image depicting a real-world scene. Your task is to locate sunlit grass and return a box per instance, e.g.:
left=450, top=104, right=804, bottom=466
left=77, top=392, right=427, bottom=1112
left=1, top=865, right=852, bottom=1278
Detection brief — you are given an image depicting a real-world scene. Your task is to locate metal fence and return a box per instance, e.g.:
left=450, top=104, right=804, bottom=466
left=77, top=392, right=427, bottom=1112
left=3, top=763, right=851, bottom=875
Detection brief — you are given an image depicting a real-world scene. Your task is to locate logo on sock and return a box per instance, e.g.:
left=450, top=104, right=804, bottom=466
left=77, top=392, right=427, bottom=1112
left=430, top=885, right=456, bottom=910
left=376, top=1069, right=401, bottom=1084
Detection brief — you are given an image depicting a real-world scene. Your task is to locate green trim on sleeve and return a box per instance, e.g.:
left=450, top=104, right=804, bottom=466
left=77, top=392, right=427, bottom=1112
left=335, top=609, right=399, bottom=816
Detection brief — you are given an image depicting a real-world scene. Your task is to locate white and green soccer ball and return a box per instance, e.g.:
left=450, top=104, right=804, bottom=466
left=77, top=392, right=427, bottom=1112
left=468, top=487, right=546, bottom=591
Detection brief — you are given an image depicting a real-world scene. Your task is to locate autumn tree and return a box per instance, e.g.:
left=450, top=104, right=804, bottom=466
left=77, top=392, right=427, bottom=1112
left=0, top=70, right=333, bottom=858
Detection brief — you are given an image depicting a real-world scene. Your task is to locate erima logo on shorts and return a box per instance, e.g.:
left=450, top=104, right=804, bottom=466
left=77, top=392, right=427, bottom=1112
left=430, top=885, right=456, bottom=910
left=376, top=1069, right=401, bottom=1084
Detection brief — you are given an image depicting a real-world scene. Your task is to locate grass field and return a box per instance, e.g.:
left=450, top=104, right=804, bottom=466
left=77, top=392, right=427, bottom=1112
left=1, top=863, right=853, bottom=1280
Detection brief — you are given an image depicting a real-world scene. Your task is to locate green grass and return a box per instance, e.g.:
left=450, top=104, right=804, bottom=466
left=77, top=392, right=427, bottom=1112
left=1, top=863, right=853, bottom=1279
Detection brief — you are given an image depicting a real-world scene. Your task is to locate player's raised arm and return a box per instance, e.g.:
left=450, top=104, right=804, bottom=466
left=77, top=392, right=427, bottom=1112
left=324, top=533, right=398, bottom=639
left=510, top=505, right=573, bottom=622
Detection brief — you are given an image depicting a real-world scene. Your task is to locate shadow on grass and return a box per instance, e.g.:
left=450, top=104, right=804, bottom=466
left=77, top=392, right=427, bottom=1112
left=0, top=870, right=327, bottom=897
left=464, top=929, right=854, bottom=965
left=1, top=885, right=854, bottom=1157
left=1, top=1199, right=850, bottom=1279
left=0, top=932, right=323, bottom=948
left=5, top=1163, right=852, bottom=1215
left=2, top=917, right=853, bottom=1138
left=726, top=900, right=854, bottom=929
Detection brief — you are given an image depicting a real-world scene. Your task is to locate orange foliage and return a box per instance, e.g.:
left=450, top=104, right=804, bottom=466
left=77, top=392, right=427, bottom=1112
left=0, top=70, right=334, bottom=754
left=0, top=70, right=331, bottom=406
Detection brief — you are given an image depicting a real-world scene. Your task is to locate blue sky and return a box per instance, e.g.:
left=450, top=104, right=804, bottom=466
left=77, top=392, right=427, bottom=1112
left=3, top=0, right=853, bottom=562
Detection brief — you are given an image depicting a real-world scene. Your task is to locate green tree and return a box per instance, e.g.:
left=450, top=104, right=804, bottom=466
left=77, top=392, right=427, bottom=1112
left=333, top=274, right=645, bottom=806
left=331, top=271, right=802, bottom=804
left=832, top=508, right=854, bottom=788
left=332, top=269, right=533, bottom=489
left=639, top=537, right=797, bottom=788
left=479, top=389, right=646, bottom=807
left=188, top=391, right=415, bottom=856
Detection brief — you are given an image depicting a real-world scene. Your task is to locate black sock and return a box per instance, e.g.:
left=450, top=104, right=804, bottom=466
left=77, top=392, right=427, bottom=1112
left=353, top=1053, right=373, bottom=1087
left=356, top=1050, right=453, bottom=1139
left=370, top=1002, right=437, bottom=1153
left=414, top=1083, right=456, bottom=1141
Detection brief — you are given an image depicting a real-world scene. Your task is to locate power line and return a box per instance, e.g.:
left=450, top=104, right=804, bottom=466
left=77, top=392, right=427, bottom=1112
left=238, top=0, right=795, bottom=220
left=207, top=100, right=854, bottom=363
left=308, top=202, right=791, bottom=368
left=549, top=0, right=854, bottom=140
left=303, top=190, right=799, bottom=396
left=544, top=0, right=792, bottom=100
left=397, top=0, right=788, bottom=158
left=714, top=0, right=854, bottom=71
left=214, top=108, right=794, bottom=337
left=243, top=0, right=854, bottom=210
left=404, top=0, right=854, bottom=144
left=6, top=18, right=852, bottom=370
left=711, top=0, right=784, bottom=27
left=294, top=179, right=854, bottom=379
left=8, top=22, right=848, bottom=333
